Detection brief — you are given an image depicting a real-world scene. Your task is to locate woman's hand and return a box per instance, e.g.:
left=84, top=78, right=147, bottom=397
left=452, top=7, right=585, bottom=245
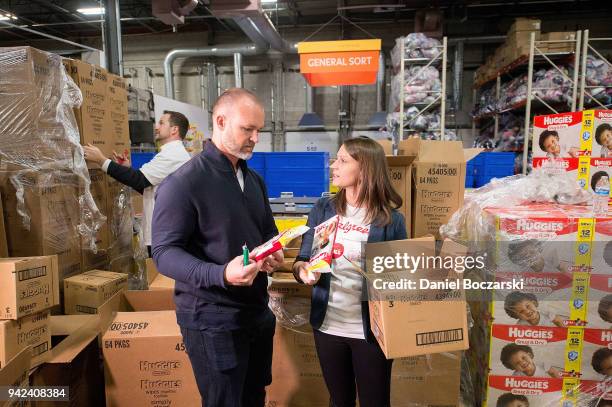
left=293, top=261, right=321, bottom=285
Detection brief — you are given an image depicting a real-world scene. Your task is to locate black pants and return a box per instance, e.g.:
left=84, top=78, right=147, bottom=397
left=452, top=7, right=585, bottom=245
left=313, top=329, right=393, bottom=407
left=180, top=311, right=276, bottom=407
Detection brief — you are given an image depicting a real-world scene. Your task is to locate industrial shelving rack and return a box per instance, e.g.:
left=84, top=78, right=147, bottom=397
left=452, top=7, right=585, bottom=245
left=392, top=36, right=447, bottom=152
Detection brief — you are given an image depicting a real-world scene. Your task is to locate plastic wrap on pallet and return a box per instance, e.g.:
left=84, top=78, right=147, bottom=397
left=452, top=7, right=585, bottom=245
left=106, top=179, right=147, bottom=287
left=471, top=85, right=497, bottom=118
left=441, top=166, right=593, bottom=245
left=0, top=47, right=104, bottom=255
left=268, top=288, right=311, bottom=333
left=391, top=33, right=442, bottom=68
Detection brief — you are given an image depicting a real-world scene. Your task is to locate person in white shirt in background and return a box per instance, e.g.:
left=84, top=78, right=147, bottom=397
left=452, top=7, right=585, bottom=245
left=83, top=110, right=192, bottom=255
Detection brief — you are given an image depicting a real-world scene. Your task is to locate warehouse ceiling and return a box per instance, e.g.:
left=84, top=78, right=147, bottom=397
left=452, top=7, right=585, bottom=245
left=0, top=0, right=610, bottom=43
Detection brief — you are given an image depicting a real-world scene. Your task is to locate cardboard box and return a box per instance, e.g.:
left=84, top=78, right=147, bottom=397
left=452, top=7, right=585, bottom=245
left=540, top=32, right=577, bottom=53
left=102, top=311, right=200, bottom=407
left=391, top=352, right=461, bottom=406
left=508, top=18, right=541, bottom=34
left=0, top=347, right=30, bottom=407
left=146, top=258, right=175, bottom=291
left=30, top=315, right=105, bottom=407
left=386, top=156, right=416, bottom=237
left=106, top=73, right=130, bottom=156
left=0, top=47, right=76, bottom=165
left=0, top=171, right=82, bottom=283
left=0, top=193, right=8, bottom=258
left=397, top=139, right=479, bottom=239
left=267, top=279, right=328, bottom=407
left=0, top=256, right=60, bottom=320
left=364, top=237, right=469, bottom=358
left=64, top=270, right=128, bottom=315
left=64, top=59, right=113, bottom=158
left=0, top=310, right=51, bottom=369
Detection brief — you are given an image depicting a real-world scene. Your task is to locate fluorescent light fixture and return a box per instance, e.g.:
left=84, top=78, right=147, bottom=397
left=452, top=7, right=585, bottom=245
left=0, top=13, right=17, bottom=21
left=261, top=0, right=277, bottom=3
left=77, top=7, right=105, bottom=15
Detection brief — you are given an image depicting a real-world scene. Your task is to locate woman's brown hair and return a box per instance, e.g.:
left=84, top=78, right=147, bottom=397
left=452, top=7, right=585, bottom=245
left=334, top=136, right=403, bottom=226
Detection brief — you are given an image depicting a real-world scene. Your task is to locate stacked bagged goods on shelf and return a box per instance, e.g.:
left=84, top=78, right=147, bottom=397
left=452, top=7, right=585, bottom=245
left=390, top=33, right=441, bottom=67
left=583, top=54, right=612, bottom=106
left=387, top=33, right=451, bottom=141
left=0, top=256, right=59, bottom=369
left=473, top=68, right=574, bottom=121
left=390, top=66, right=441, bottom=108
left=441, top=169, right=612, bottom=406
left=473, top=113, right=525, bottom=154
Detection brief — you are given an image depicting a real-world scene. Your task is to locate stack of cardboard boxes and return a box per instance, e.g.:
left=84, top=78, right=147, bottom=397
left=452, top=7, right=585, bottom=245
left=474, top=18, right=577, bottom=86
left=0, top=46, right=134, bottom=290
left=382, top=138, right=480, bottom=238
left=0, top=256, right=59, bottom=370
left=62, top=56, right=133, bottom=275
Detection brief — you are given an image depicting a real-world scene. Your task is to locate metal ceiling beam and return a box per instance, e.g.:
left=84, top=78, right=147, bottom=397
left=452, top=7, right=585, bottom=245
left=0, top=19, right=99, bottom=51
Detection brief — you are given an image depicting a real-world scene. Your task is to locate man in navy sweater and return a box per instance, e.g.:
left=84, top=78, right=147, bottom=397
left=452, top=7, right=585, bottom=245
left=152, top=88, right=282, bottom=407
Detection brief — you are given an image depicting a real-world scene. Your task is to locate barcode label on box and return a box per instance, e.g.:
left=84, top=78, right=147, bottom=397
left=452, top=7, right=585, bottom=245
left=76, top=305, right=97, bottom=314
left=32, top=342, right=48, bottom=357
left=18, top=266, right=47, bottom=282
left=416, top=328, right=464, bottom=346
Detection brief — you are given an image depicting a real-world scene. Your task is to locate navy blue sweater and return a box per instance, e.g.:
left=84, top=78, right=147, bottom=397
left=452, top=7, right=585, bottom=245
left=152, top=141, right=278, bottom=330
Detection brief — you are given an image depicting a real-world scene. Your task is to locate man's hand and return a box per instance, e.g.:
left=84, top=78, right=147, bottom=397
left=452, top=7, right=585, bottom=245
left=113, top=150, right=131, bottom=167
left=224, top=255, right=263, bottom=286
left=83, top=144, right=108, bottom=167
left=293, top=261, right=320, bottom=285
left=260, top=250, right=283, bottom=274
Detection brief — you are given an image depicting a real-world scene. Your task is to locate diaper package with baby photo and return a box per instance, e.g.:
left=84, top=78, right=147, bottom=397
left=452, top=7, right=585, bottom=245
left=487, top=376, right=564, bottom=406
left=532, top=111, right=587, bottom=161
left=492, top=272, right=575, bottom=327
left=588, top=274, right=612, bottom=329
left=489, top=324, right=573, bottom=379
left=592, top=110, right=612, bottom=159
left=580, top=329, right=612, bottom=381
left=491, top=209, right=579, bottom=274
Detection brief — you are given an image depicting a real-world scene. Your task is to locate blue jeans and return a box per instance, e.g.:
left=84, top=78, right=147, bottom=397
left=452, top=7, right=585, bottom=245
left=180, top=310, right=275, bottom=407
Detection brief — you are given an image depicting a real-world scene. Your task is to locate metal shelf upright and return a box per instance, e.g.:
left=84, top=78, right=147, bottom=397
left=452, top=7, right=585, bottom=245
left=579, top=29, right=612, bottom=111
left=394, top=36, right=447, bottom=153
left=520, top=30, right=582, bottom=174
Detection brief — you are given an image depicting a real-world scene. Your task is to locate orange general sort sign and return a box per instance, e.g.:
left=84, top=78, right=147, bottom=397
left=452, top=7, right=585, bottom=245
left=298, top=39, right=381, bottom=87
